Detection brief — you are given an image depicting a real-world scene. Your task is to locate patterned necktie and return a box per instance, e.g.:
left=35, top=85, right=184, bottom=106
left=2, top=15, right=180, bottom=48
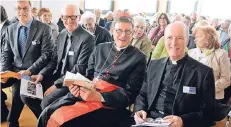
left=61, top=35, right=72, bottom=75
left=18, top=26, right=27, bottom=57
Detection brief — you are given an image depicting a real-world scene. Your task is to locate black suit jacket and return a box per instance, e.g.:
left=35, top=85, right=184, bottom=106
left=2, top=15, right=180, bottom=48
left=0, top=19, right=11, bottom=53
left=94, top=24, right=112, bottom=46
left=39, top=25, right=94, bottom=87
left=98, top=18, right=105, bottom=27
left=1, top=19, right=53, bottom=75
left=134, top=56, right=216, bottom=127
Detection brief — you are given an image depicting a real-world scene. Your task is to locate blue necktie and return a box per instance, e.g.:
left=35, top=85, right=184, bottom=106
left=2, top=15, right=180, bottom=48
left=18, top=26, right=27, bottom=57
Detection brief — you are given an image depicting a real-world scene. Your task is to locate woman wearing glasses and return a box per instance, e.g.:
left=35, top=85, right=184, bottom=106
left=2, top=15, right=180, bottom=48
left=148, top=13, right=170, bottom=50
left=131, top=15, right=152, bottom=60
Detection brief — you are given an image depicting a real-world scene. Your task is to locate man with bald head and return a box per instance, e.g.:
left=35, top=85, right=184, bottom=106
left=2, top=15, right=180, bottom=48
left=134, top=22, right=216, bottom=127
left=31, top=3, right=94, bottom=115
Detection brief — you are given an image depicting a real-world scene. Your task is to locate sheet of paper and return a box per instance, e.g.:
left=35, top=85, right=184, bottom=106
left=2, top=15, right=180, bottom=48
left=64, top=71, right=92, bottom=89
left=64, top=71, right=92, bottom=83
left=20, top=77, right=43, bottom=99
left=132, top=118, right=171, bottom=127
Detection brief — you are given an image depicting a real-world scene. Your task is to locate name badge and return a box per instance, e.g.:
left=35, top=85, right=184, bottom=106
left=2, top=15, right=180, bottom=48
left=183, top=86, right=196, bottom=94
left=68, top=51, right=74, bottom=56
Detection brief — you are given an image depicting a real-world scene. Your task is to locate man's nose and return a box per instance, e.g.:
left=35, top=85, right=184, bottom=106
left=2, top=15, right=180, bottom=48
left=121, top=32, right=126, bottom=37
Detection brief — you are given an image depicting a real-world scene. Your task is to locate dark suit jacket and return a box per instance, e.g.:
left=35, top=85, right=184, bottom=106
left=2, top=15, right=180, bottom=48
left=39, top=25, right=94, bottom=87
left=93, top=24, right=112, bottom=46
left=134, top=56, right=216, bottom=127
left=98, top=18, right=105, bottom=27
left=0, top=19, right=11, bottom=53
left=1, top=19, right=53, bottom=75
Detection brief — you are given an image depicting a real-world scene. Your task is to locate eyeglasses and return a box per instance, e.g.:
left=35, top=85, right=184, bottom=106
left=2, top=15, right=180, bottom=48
left=16, top=7, right=30, bottom=12
left=62, top=15, right=78, bottom=20
left=115, top=29, right=132, bottom=36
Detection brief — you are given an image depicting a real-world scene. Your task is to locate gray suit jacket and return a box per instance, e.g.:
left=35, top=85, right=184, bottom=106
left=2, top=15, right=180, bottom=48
left=1, top=19, right=53, bottom=75
left=39, top=25, right=94, bottom=87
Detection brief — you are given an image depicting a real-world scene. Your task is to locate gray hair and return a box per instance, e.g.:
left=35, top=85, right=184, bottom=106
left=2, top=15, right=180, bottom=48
left=61, top=4, right=80, bottom=15
left=16, top=0, right=31, bottom=7
left=106, top=11, right=113, bottom=17
left=133, top=15, right=146, bottom=27
left=113, top=16, right=134, bottom=29
left=80, top=11, right=96, bottom=23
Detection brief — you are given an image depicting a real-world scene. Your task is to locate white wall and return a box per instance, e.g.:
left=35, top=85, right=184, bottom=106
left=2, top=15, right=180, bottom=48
left=1, top=0, right=81, bottom=23
left=1, top=0, right=17, bottom=20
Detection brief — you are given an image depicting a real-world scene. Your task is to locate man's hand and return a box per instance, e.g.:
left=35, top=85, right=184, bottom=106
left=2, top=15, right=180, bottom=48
left=31, top=74, right=43, bottom=84
left=134, top=110, right=147, bottom=124
left=18, top=70, right=31, bottom=76
left=69, top=85, right=80, bottom=97
left=164, top=115, right=183, bottom=127
left=79, top=87, right=101, bottom=101
left=1, top=77, right=9, bottom=83
left=44, top=85, right=57, bottom=96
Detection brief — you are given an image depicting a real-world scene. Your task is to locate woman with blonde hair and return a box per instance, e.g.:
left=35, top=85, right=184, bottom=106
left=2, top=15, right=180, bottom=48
left=189, top=26, right=230, bottom=103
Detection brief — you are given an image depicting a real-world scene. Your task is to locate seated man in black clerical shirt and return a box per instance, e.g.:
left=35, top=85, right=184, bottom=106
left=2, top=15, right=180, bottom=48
left=134, top=22, right=216, bottom=127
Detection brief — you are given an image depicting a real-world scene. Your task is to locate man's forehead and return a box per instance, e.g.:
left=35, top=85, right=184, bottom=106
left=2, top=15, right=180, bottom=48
left=62, top=8, right=77, bottom=15
left=115, top=22, right=132, bottom=29
left=165, top=28, right=184, bottom=36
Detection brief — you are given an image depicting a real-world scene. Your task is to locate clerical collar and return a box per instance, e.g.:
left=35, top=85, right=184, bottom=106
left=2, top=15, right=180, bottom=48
left=169, top=54, right=187, bottom=65
left=113, top=43, right=129, bottom=51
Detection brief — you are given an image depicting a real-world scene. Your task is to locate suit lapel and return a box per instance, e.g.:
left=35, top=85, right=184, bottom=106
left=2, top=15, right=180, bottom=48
left=148, top=58, right=168, bottom=110
left=23, top=20, right=38, bottom=58
left=58, top=31, right=67, bottom=63
left=173, top=56, right=196, bottom=112
left=15, top=23, right=21, bottom=59
left=70, top=25, right=83, bottom=51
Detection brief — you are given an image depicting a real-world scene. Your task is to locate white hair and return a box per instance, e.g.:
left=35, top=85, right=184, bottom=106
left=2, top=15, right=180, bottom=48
left=61, top=4, right=80, bottom=15
left=133, top=15, right=146, bottom=26
left=106, top=11, right=113, bottom=17
left=80, top=11, right=96, bottom=23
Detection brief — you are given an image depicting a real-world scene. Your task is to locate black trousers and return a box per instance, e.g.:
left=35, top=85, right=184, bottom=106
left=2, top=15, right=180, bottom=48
left=37, top=92, right=132, bottom=127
